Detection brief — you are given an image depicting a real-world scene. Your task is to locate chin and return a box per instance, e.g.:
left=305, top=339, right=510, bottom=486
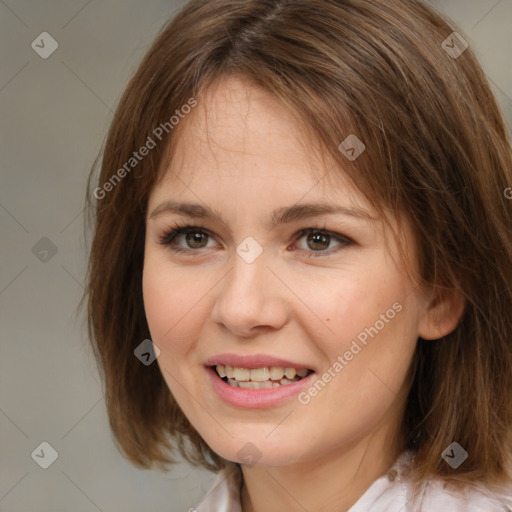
left=201, top=431, right=307, bottom=467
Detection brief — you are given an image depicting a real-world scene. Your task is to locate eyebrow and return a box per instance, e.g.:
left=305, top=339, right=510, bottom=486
left=149, top=201, right=378, bottom=231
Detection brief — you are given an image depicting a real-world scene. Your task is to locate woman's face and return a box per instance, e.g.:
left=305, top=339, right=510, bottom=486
left=143, top=75, right=429, bottom=467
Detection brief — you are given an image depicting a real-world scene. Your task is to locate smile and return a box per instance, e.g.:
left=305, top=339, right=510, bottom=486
left=214, top=365, right=311, bottom=389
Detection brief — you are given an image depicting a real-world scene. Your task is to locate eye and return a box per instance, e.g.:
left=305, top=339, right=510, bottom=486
left=157, top=223, right=353, bottom=258
left=293, top=227, right=353, bottom=258
left=158, top=224, right=215, bottom=254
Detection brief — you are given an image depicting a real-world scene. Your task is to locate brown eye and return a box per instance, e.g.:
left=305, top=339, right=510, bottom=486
left=294, top=228, right=352, bottom=258
left=306, top=232, right=330, bottom=251
left=185, top=230, right=209, bottom=248
left=159, top=226, right=215, bottom=252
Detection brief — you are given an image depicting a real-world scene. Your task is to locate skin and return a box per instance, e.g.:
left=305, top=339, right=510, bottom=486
left=142, top=75, right=465, bottom=512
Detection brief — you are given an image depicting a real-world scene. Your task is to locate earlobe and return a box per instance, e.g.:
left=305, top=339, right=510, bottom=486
left=418, top=287, right=467, bottom=340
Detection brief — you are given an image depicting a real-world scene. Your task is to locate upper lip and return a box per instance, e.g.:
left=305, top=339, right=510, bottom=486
left=204, top=353, right=313, bottom=370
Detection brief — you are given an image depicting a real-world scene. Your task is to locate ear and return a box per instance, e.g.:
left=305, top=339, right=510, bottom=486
left=418, top=286, right=466, bottom=340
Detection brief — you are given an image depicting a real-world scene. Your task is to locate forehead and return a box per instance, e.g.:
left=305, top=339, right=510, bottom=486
left=150, top=75, right=367, bottom=210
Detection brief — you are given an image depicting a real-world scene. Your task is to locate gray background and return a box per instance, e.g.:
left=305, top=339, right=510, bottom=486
left=0, top=1, right=511, bottom=511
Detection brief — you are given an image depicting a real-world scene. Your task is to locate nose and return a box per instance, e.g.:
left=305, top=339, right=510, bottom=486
left=211, top=247, right=289, bottom=338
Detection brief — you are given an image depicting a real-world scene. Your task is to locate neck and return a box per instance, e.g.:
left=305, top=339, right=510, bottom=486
left=240, top=419, right=403, bottom=512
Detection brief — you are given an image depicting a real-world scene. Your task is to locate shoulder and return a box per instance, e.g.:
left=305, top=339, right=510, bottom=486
left=193, top=453, right=512, bottom=512
left=413, top=478, right=512, bottom=511
left=352, top=451, right=512, bottom=512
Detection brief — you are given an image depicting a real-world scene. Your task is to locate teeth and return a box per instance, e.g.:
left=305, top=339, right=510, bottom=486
left=233, top=367, right=251, bottom=381
left=216, top=364, right=311, bottom=385
left=269, top=366, right=285, bottom=380
left=257, top=380, right=273, bottom=389
left=284, top=367, right=296, bottom=379
left=227, top=378, right=239, bottom=387
left=251, top=367, right=270, bottom=382
left=238, top=380, right=274, bottom=389
left=226, top=376, right=301, bottom=388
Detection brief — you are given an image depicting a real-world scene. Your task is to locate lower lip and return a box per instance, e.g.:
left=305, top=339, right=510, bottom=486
left=205, top=366, right=316, bottom=409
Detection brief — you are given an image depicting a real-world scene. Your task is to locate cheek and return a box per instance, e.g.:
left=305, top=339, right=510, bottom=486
left=142, top=259, right=203, bottom=405
left=142, top=266, right=174, bottom=342
left=142, top=255, right=197, bottom=353
left=295, top=262, right=410, bottom=349
left=142, top=254, right=217, bottom=385
left=142, top=245, right=193, bottom=332
left=299, top=264, right=419, bottom=397
left=321, top=294, right=418, bottom=409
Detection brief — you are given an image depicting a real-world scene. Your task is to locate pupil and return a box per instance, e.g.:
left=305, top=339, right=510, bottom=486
left=187, top=231, right=207, bottom=248
left=309, top=232, right=329, bottom=250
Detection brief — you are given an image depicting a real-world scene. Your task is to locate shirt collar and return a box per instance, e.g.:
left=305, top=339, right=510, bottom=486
left=194, top=454, right=414, bottom=512
left=196, top=463, right=243, bottom=512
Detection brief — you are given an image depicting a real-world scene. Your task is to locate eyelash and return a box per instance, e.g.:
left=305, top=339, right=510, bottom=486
left=157, top=222, right=353, bottom=258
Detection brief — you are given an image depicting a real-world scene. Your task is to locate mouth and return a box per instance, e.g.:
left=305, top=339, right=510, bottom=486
left=210, top=364, right=314, bottom=389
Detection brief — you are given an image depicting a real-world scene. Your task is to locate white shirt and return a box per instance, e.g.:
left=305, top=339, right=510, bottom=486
left=195, top=451, right=512, bottom=511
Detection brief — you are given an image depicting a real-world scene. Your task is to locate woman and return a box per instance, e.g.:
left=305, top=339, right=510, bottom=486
left=83, top=0, right=512, bottom=509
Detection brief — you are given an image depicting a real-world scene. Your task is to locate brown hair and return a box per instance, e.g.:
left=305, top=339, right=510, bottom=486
left=82, top=0, right=512, bottom=490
